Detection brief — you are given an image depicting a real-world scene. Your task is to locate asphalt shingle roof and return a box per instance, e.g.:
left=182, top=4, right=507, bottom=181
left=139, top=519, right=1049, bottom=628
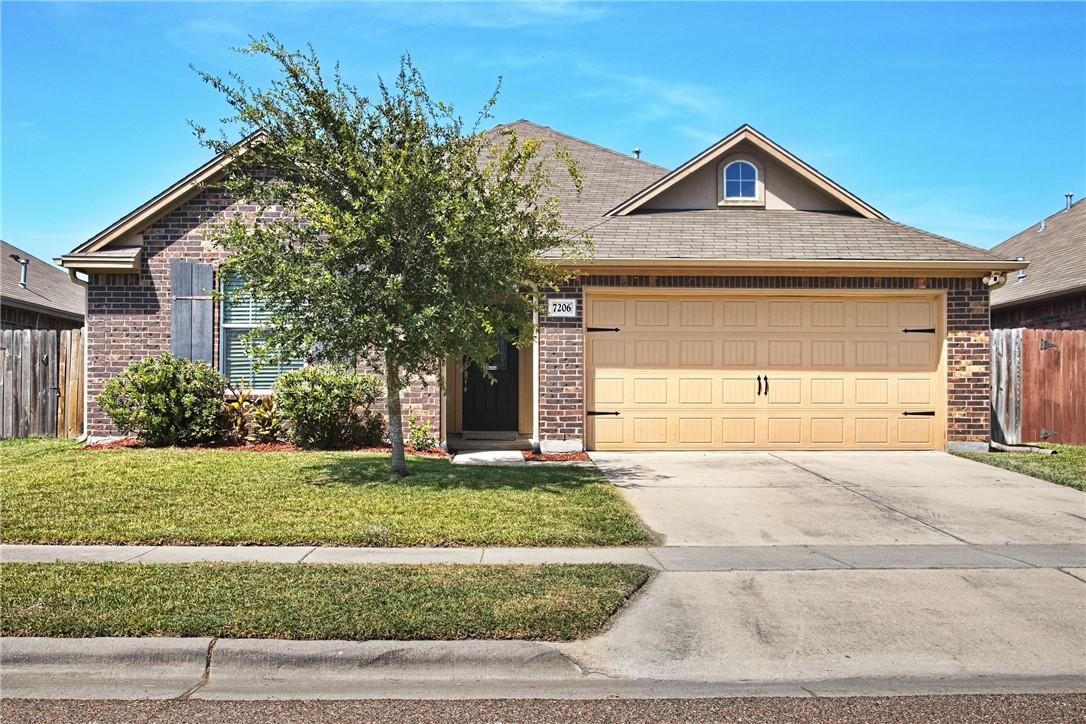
left=1, top=240, right=85, bottom=321
left=988, top=199, right=1086, bottom=308
left=504, top=120, right=1009, bottom=264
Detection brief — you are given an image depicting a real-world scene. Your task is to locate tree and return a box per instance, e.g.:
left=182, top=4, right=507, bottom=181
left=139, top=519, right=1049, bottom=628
left=192, top=36, right=588, bottom=475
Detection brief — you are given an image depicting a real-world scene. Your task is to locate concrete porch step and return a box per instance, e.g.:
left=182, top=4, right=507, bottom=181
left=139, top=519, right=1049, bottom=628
left=446, top=435, right=533, bottom=453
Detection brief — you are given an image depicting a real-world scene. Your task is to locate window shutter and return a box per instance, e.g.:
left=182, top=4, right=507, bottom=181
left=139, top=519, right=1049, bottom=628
left=170, top=261, right=214, bottom=364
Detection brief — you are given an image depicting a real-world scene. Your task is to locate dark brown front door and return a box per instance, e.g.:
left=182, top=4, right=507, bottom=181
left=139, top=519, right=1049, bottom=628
left=462, top=338, right=519, bottom=431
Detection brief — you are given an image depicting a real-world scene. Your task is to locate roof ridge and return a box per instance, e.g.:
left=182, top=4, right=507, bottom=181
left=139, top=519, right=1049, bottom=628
left=495, top=120, right=669, bottom=173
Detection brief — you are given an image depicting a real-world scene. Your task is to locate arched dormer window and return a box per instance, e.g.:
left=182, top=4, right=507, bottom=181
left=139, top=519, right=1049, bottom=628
left=724, top=161, right=757, bottom=199
left=718, top=155, right=765, bottom=207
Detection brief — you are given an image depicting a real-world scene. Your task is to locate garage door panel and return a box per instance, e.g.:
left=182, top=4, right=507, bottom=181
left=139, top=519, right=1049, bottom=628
left=680, top=339, right=716, bottom=366
left=586, top=293, right=945, bottom=450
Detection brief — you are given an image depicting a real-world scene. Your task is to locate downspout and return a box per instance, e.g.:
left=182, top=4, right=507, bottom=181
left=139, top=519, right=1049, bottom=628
left=67, top=269, right=90, bottom=442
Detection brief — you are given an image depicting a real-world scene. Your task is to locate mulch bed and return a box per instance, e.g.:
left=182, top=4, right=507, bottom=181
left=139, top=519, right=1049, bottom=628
left=80, top=438, right=449, bottom=457
left=522, top=451, right=592, bottom=462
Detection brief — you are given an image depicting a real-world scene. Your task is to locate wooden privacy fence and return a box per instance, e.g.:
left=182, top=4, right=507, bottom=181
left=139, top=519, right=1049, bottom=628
left=0, top=328, right=84, bottom=439
left=991, top=328, right=1086, bottom=446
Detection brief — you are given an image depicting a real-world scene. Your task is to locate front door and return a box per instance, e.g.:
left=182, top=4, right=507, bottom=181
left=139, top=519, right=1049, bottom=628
left=462, top=337, right=519, bottom=431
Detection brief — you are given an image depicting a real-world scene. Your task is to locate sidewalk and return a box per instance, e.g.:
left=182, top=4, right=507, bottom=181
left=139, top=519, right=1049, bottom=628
left=3, top=542, right=1083, bottom=570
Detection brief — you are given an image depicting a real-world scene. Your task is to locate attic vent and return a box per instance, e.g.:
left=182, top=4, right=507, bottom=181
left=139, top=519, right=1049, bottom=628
left=1066, top=193, right=1074, bottom=211
left=633, top=148, right=641, bottom=160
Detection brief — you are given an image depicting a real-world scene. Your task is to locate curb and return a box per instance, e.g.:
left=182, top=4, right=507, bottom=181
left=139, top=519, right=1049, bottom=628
left=0, top=637, right=581, bottom=682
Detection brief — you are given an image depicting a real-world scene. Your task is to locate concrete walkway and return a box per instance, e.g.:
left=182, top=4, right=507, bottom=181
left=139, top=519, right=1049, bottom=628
left=3, top=542, right=1084, bottom=570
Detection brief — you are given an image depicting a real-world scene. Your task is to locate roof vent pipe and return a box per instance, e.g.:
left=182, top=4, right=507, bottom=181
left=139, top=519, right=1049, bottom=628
left=1016, top=257, right=1026, bottom=282
left=1066, top=193, right=1074, bottom=211
left=1038, top=219, right=1045, bottom=232
left=633, top=148, right=641, bottom=159
left=9, top=254, right=28, bottom=289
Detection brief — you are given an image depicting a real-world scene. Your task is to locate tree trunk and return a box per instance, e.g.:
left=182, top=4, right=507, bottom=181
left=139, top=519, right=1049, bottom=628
left=384, top=354, right=409, bottom=476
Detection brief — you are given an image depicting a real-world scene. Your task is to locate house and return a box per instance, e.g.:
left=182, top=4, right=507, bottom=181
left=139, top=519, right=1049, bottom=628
left=59, top=122, right=1020, bottom=452
left=2, top=240, right=85, bottom=330
left=989, top=197, right=1085, bottom=330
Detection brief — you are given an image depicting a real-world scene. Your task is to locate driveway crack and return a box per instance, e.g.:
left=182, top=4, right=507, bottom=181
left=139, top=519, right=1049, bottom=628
left=769, top=453, right=970, bottom=544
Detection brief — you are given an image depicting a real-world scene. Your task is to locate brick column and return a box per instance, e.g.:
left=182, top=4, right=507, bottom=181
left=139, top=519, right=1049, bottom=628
left=946, top=279, right=991, bottom=451
left=537, top=281, right=584, bottom=453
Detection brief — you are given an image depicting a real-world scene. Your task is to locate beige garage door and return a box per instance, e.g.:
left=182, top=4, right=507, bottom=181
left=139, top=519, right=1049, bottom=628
left=585, top=292, right=946, bottom=450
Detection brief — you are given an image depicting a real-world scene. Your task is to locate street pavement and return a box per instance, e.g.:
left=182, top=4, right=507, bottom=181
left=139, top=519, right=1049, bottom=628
left=2, top=450, right=1084, bottom=700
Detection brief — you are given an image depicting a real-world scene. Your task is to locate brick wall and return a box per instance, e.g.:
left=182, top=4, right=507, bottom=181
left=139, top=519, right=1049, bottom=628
left=84, top=187, right=442, bottom=438
left=534, top=274, right=991, bottom=451
left=537, top=282, right=585, bottom=453
left=991, top=293, right=1086, bottom=331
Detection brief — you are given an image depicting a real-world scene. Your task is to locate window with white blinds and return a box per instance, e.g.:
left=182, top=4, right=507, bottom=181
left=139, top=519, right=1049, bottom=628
left=220, top=272, right=304, bottom=389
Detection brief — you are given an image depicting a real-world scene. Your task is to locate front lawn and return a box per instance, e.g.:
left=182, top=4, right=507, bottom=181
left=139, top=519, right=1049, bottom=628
left=0, top=439, right=652, bottom=546
left=954, top=443, right=1086, bottom=491
left=0, top=562, right=651, bottom=640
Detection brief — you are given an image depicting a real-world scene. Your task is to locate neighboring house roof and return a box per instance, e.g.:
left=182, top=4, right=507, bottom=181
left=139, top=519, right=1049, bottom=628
left=2, top=240, right=85, bottom=321
left=988, top=198, right=1086, bottom=309
left=60, top=120, right=1019, bottom=273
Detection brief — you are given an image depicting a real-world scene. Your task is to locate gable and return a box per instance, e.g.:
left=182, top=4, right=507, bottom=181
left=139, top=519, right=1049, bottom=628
left=642, top=138, right=855, bottom=214
left=609, top=125, right=886, bottom=219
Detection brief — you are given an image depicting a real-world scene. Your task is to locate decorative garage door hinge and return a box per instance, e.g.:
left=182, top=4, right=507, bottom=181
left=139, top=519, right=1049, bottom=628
left=902, top=411, right=936, bottom=416
left=902, top=328, right=936, bottom=334
left=586, top=327, right=621, bottom=332
left=587, top=411, right=621, bottom=416
left=1040, top=338, right=1057, bottom=350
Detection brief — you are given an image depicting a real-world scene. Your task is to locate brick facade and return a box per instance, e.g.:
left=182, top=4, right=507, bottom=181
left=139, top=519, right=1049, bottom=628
left=84, top=187, right=440, bottom=438
left=534, top=274, right=991, bottom=451
left=991, top=292, right=1086, bottom=331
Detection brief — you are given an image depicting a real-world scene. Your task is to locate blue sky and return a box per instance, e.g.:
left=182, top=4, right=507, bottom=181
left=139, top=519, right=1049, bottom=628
left=3, top=1, right=1083, bottom=265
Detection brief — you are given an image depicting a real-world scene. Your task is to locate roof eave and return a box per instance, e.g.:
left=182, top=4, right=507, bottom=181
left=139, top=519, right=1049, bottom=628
left=560, top=257, right=1026, bottom=274
left=57, top=248, right=143, bottom=273
left=68, top=130, right=265, bottom=256
left=991, top=284, right=1086, bottom=310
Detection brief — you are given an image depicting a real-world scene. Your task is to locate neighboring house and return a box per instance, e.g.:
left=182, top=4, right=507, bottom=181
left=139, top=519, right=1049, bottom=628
left=989, top=197, right=1085, bottom=330
left=60, top=122, right=1019, bottom=452
left=2, top=240, right=85, bottom=330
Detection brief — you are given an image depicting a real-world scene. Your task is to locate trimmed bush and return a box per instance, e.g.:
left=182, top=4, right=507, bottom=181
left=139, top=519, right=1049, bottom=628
left=273, top=366, right=384, bottom=449
left=96, top=353, right=226, bottom=447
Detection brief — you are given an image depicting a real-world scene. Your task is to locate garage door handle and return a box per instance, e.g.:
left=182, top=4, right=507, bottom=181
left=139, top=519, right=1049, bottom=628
left=757, top=375, right=762, bottom=396
left=764, top=375, right=769, bottom=397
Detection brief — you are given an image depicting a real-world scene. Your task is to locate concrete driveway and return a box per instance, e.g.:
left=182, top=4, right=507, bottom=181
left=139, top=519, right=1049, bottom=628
left=590, top=450, right=1086, bottom=547
left=562, top=450, right=1086, bottom=690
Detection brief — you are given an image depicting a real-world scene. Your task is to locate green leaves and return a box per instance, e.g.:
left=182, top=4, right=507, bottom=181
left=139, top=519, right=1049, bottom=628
left=193, top=37, right=590, bottom=471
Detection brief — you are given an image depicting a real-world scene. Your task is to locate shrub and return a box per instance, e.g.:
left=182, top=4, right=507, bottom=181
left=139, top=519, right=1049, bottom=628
left=407, top=414, right=437, bottom=451
left=96, top=353, right=226, bottom=447
left=223, top=381, right=285, bottom=445
left=273, top=366, right=383, bottom=449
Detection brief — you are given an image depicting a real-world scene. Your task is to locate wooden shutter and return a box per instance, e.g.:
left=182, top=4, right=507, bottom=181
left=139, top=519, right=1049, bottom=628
left=170, top=261, right=214, bottom=363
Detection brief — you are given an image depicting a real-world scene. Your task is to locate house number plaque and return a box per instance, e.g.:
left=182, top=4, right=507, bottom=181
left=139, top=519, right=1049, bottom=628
left=548, top=299, right=577, bottom=317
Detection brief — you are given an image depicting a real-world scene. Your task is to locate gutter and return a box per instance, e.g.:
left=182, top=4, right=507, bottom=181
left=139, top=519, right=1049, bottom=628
left=560, top=258, right=1029, bottom=275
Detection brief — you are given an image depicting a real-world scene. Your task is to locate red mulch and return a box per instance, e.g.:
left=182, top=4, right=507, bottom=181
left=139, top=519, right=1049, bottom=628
left=80, top=438, right=448, bottom=457
left=522, top=450, right=592, bottom=462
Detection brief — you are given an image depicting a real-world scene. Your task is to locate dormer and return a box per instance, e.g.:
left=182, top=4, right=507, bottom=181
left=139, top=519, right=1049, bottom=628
left=608, top=125, right=887, bottom=219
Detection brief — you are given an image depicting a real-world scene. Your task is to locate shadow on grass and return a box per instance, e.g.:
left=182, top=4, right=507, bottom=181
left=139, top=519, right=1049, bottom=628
left=299, top=453, right=606, bottom=494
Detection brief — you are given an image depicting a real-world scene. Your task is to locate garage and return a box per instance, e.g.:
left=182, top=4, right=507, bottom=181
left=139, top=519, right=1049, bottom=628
left=585, top=291, right=947, bottom=450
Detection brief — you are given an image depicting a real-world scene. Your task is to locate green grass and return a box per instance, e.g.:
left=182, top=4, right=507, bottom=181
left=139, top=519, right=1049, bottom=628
left=0, top=562, right=651, bottom=641
left=954, top=443, right=1086, bottom=491
left=0, top=438, right=652, bottom=546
